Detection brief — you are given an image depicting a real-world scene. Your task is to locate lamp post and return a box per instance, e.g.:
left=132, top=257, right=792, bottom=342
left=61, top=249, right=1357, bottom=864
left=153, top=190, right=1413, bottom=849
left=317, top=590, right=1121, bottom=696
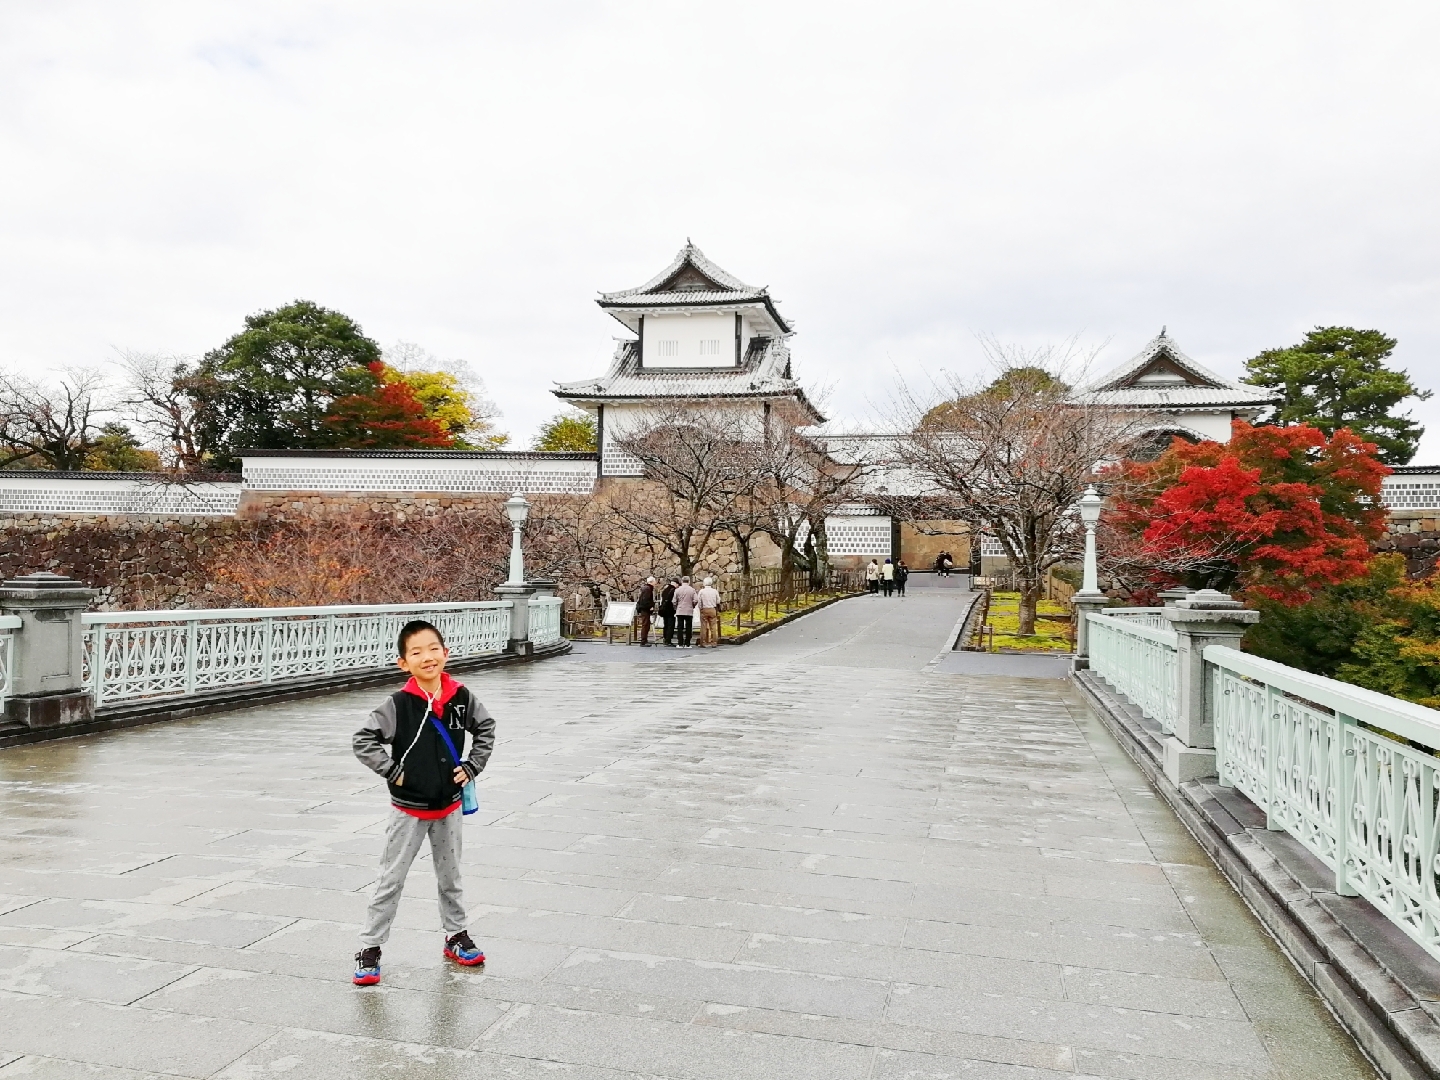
left=1071, top=484, right=1108, bottom=669
left=1077, top=485, right=1103, bottom=595
left=504, top=492, right=531, bottom=586
left=494, top=492, right=539, bottom=653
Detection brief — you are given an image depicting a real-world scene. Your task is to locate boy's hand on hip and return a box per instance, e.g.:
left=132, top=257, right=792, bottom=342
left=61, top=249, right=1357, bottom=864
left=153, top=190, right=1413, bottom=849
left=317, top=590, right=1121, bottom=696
left=453, top=767, right=470, bottom=785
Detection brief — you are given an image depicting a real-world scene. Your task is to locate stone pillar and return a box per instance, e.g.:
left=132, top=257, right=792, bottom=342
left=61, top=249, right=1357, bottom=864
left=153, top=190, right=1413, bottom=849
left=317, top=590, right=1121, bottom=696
left=1157, top=586, right=1194, bottom=606
left=1070, top=592, right=1109, bottom=670
left=493, top=583, right=537, bottom=655
left=527, top=578, right=558, bottom=599
left=0, top=572, right=99, bottom=729
left=1161, top=589, right=1259, bottom=784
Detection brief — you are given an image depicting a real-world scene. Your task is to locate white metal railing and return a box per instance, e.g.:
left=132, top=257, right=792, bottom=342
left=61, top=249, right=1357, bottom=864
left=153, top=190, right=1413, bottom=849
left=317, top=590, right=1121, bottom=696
left=82, top=602, right=512, bottom=707
left=1104, top=607, right=1169, bottom=630
left=528, top=596, right=562, bottom=647
left=0, top=614, right=20, bottom=713
left=1209, top=645, right=1440, bottom=962
left=1087, top=610, right=1180, bottom=733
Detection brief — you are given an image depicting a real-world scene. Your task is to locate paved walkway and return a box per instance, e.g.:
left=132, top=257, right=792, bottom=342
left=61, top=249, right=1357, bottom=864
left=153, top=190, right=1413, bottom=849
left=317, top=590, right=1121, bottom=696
left=0, top=590, right=1376, bottom=1078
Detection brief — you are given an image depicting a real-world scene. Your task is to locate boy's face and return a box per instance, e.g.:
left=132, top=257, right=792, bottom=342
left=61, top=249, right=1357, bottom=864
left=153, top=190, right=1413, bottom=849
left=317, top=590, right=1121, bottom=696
left=397, top=629, right=449, bottom=681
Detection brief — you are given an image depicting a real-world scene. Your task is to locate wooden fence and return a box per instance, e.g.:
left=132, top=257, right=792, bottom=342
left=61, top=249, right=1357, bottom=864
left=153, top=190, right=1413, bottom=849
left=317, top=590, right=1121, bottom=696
left=561, top=567, right=866, bottom=640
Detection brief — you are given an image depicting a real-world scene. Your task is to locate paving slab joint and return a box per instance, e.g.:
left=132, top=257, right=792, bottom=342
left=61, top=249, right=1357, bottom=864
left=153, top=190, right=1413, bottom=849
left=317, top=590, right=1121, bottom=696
left=1074, top=668, right=1440, bottom=1080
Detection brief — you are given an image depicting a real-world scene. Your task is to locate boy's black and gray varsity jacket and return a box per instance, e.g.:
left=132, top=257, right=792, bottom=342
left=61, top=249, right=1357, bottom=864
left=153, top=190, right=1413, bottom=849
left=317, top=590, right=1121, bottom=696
left=353, top=673, right=495, bottom=813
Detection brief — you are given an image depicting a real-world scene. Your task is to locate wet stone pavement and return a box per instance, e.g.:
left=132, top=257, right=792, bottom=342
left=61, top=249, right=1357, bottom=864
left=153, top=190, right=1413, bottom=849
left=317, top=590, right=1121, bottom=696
left=0, top=586, right=1378, bottom=1078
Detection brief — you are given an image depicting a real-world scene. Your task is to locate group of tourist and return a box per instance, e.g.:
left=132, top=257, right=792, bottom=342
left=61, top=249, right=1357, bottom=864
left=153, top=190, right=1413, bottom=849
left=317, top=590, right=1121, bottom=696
left=865, top=558, right=909, bottom=597
left=634, top=575, right=722, bottom=648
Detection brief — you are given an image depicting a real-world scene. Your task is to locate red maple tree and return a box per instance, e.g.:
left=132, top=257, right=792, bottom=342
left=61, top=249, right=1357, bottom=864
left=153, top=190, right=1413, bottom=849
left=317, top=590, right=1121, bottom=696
left=1104, top=420, right=1389, bottom=605
left=321, top=362, right=454, bottom=449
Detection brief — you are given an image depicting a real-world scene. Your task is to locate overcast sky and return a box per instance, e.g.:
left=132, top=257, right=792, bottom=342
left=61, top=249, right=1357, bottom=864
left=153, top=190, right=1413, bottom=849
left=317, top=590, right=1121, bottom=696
left=2, top=2, right=1437, bottom=456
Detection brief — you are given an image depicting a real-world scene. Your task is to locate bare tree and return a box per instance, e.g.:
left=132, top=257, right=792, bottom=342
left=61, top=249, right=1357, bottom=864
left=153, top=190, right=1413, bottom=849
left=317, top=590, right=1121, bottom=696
left=758, top=427, right=871, bottom=590
left=0, top=368, right=110, bottom=470
left=891, top=344, right=1145, bottom=635
left=611, top=405, right=761, bottom=578
left=115, top=352, right=214, bottom=472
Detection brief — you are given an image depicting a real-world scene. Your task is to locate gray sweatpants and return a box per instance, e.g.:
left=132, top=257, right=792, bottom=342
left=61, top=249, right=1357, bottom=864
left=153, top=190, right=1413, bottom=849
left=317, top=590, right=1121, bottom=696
left=359, top=806, right=466, bottom=947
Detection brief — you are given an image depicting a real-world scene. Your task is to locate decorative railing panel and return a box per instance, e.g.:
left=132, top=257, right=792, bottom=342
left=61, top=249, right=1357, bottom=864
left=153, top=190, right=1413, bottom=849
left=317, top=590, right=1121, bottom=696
left=1087, top=611, right=1180, bottom=733
left=528, top=597, right=562, bottom=647
left=83, top=602, right=512, bottom=707
left=1208, top=645, right=1440, bottom=962
left=0, top=614, right=20, bottom=712
left=1104, top=608, right=1168, bottom=630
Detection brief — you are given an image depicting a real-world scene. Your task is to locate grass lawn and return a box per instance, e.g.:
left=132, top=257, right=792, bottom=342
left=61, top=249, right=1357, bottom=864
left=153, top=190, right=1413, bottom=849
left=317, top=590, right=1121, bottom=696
left=980, top=592, right=1072, bottom=653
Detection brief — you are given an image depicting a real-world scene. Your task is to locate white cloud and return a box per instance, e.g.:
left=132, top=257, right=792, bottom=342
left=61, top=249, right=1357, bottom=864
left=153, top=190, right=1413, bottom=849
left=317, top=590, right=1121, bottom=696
left=2, top=1, right=1437, bottom=452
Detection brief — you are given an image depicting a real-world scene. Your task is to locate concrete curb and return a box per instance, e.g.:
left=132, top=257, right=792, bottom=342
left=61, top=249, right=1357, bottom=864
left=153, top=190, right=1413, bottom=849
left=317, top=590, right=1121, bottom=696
left=0, top=641, right=572, bottom=750
left=1074, top=670, right=1440, bottom=1080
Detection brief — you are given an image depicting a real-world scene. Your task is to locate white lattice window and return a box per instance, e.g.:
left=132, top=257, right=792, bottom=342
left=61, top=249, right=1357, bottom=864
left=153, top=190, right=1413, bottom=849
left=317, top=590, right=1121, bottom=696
left=1383, top=479, right=1440, bottom=509
left=656, top=340, right=679, bottom=358
left=601, top=444, right=644, bottom=476
left=699, top=339, right=722, bottom=356
left=825, top=516, right=892, bottom=557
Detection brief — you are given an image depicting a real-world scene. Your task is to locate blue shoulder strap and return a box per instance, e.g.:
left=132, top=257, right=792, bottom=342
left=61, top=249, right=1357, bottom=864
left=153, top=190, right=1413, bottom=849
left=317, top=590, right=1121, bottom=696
left=428, top=713, right=462, bottom=765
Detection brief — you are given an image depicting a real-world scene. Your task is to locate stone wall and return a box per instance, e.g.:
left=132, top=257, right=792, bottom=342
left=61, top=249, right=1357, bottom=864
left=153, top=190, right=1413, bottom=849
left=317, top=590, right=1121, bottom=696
left=236, top=490, right=511, bottom=521
left=0, top=514, right=253, bottom=610
left=1377, top=511, right=1440, bottom=577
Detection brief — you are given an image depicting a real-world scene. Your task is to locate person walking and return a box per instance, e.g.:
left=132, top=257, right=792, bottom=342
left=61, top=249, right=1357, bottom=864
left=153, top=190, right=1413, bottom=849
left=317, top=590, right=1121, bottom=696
left=895, top=561, right=909, bottom=597
left=881, top=558, right=895, bottom=597
left=673, top=576, right=698, bottom=648
left=697, top=576, right=722, bottom=647
left=658, top=577, right=677, bottom=647
left=635, top=576, right=656, bottom=646
left=866, top=559, right=881, bottom=595
left=351, top=620, right=494, bottom=985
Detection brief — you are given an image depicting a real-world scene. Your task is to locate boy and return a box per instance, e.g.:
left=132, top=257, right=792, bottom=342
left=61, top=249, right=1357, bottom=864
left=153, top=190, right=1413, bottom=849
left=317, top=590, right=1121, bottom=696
left=351, top=620, right=495, bottom=985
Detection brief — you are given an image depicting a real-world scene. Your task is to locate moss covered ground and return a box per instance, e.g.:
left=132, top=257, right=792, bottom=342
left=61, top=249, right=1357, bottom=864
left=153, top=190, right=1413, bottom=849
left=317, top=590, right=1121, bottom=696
left=980, top=591, right=1073, bottom=653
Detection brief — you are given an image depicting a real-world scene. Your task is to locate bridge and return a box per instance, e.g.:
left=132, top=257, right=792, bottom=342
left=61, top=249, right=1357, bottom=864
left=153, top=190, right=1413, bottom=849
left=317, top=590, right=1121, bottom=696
left=0, top=578, right=1389, bottom=1079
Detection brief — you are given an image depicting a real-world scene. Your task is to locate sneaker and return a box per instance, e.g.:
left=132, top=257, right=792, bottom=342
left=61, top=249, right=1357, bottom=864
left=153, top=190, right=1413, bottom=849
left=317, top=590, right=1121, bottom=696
left=353, top=946, right=381, bottom=985
left=443, top=930, right=485, bottom=966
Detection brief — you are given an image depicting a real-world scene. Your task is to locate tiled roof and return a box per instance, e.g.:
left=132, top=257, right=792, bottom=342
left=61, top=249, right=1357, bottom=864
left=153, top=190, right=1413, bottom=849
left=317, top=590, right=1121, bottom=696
left=601, top=241, right=758, bottom=299
left=238, top=449, right=598, bottom=461
left=553, top=339, right=824, bottom=423
left=598, top=289, right=768, bottom=307
left=596, top=242, right=792, bottom=333
left=1078, top=385, right=1276, bottom=409
left=1076, top=330, right=1278, bottom=410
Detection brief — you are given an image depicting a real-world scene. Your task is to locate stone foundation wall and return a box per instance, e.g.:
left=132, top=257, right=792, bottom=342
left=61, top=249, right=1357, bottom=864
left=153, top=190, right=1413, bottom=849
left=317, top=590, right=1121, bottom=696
left=236, top=490, right=514, bottom=520
left=0, top=514, right=252, bottom=610
left=1377, top=511, right=1440, bottom=576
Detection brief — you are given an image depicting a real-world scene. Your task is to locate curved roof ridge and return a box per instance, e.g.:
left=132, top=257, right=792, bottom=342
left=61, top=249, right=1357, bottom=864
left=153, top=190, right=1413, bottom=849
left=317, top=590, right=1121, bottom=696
left=1085, top=329, right=1234, bottom=392
left=601, top=240, right=760, bottom=299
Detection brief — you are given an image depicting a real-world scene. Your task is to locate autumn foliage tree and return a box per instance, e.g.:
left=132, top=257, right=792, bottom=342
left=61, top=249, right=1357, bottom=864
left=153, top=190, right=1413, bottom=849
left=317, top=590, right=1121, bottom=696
left=1105, top=420, right=1389, bottom=604
left=321, top=362, right=454, bottom=449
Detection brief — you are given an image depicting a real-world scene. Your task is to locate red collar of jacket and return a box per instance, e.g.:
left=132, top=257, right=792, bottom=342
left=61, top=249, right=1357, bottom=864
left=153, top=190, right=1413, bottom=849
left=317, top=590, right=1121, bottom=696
left=401, top=672, right=463, bottom=715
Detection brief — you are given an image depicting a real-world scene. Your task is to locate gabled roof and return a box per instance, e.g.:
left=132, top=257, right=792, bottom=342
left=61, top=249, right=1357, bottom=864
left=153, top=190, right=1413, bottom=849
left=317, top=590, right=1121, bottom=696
left=597, top=241, right=792, bottom=333
left=1076, top=330, right=1278, bottom=411
left=604, top=240, right=760, bottom=298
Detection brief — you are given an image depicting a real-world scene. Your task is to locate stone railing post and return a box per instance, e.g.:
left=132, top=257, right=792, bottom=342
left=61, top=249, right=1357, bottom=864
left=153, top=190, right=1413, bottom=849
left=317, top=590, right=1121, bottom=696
left=1070, top=593, right=1109, bottom=669
left=1161, top=588, right=1259, bottom=784
left=0, top=572, right=99, bottom=728
left=493, top=582, right=536, bottom=653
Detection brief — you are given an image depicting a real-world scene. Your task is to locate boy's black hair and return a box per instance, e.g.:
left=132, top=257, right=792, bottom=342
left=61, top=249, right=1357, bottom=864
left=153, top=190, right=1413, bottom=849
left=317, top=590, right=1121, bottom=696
left=398, top=620, right=446, bottom=657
